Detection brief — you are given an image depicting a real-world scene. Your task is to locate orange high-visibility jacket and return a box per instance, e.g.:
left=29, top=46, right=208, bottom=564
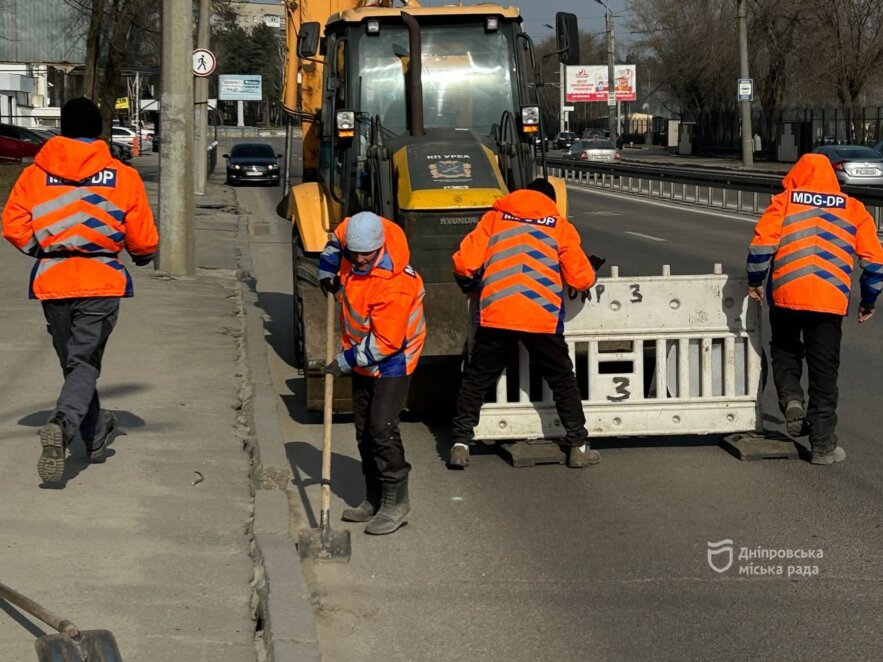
left=323, top=216, right=426, bottom=378
left=452, top=189, right=595, bottom=334
left=2, top=137, right=158, bottom=300
left=747, top=153, right=883, bottom=315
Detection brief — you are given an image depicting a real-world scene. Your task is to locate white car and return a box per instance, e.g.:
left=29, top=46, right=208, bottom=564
left=111, top=126, right=139, bottom=146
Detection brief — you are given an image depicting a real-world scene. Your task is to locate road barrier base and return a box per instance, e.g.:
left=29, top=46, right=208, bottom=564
left=720, top=431, right=800, bottom=461
left=499, top=440, right=567, bottom=467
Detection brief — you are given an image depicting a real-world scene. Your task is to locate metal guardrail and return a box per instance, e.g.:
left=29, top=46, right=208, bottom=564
left=547, top=157, right=883, bottom=225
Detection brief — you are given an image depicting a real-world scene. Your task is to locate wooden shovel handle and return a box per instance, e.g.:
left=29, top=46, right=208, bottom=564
left=0, top=581, right=79, bottom=637
left=321, top=288, right=335, bottom=518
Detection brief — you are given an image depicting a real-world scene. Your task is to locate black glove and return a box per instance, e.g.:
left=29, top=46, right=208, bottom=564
left=320, top=276, right=340, bottom=296
left=588, top=254, right=606, bottom=271
left=324, top=359, right=343, bottom=377
left=132, top=253, right=154, bottom=267
left=454, top=272, right=481, bottom=294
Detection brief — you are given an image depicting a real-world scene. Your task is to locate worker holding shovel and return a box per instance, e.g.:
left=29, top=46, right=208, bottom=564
left=319, top=211, right=426, bottom=535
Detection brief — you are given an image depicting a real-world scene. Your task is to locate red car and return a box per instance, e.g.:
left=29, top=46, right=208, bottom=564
left=0, top=123, right=46, bottom=162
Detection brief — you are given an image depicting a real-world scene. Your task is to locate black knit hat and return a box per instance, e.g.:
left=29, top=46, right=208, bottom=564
left=525, top=177, right=557, bottom=202
left=61, top=97, right=103, bottom=139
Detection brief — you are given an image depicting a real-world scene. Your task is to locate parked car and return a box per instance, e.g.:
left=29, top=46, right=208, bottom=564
left=223, top=142, right=282, bottom=185
left=553, top=131, right=577, bottom=150
left=111, top=126, right=139, bottom=146
left=582, top=128, right=607, bottom=140
left=565, top=139, right=621, bottom=163
left=0, top=123, right=47, bottom=162
left=812, top=144, right=883, bottom=186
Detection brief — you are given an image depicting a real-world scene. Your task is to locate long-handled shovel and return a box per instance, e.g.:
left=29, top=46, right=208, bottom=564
left=296, top=290, right=352, bottom=562
left=0, top=580, right=123, bottom=661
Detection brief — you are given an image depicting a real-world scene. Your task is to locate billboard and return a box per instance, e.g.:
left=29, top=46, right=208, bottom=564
left=566, top=65, right=637, bottom=103
left=218, top=75, right=263, bottom=101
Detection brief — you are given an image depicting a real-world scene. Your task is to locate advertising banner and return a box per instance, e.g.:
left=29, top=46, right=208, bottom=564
left=566, top=65, right=637, bottom=103
left=218, top=75, right=263, bottom=101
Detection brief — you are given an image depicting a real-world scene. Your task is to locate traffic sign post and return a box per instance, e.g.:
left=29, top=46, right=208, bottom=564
left=192, top=48, right=216, bottom=77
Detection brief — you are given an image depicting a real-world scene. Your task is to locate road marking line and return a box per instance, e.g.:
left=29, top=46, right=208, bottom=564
left=567, top=184, right=759, bottom=223
left=624, top=231, right=666, bottom=242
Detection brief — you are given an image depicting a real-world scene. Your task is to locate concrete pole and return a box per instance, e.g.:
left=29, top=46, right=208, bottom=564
left=158, top=0, right=195, bottom=275
left=237, top=100, right=244, bottom=127
left=606, top=10, right=616, bottom=140
left=559, top=62, right=565, bottom=134
left=194, top=0, right=210, bottom=195
left=738, top=0, right=754, bottom=167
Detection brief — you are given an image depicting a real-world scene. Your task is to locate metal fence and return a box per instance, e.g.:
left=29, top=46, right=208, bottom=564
left=546, top=157, right=883, bottom=227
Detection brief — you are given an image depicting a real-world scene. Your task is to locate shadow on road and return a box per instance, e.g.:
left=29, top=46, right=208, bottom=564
left=284, top=441, right=364, bottom=527
left=0, top=598, right=46, bottom=638
left=256, top=291, right=295, bottom=369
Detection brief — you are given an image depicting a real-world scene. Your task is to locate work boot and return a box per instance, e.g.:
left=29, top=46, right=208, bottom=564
left=784, top=400, right=805, bottom=437
left=567, top=443, right=601, bottom=468
left=341, top=476, right=381, bottom=523
left=810, top=446, right=846, bottom=465
left=38, top=415, right=68, bottom=485
left=84, top=410, right=116, bottom=463
left=365, top=478, right=410, bottom=535
left=448, top=443, right=470, bottom=469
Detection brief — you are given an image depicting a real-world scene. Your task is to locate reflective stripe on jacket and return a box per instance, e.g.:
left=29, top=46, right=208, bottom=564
left=2, top=137, right=158, bottom=300
left=323, top=216, right=426, bottom=377
left=452, top=189, right=595, bottom=334
left=747, top=154, right=883, bottom=315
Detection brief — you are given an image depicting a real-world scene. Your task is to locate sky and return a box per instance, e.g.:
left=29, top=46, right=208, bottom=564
left=418, top=1, right=630, bottom=40
left=247, top=0, right=631, bottom=43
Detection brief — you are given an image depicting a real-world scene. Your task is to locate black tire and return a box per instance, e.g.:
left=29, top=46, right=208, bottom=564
left=291, top=228, right=310, bottom=369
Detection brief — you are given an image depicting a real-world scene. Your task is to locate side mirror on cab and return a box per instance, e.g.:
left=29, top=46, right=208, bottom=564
left=297, top=22, right=321, bottom=59
left=556, top=12, right=579, bottom=66
left=222, top=153, right=229, bottom=159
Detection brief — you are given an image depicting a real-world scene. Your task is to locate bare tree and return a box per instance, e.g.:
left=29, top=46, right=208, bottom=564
left=804, top=0, right=883, bottom=141
left=746, top=0, right=809, bottom=147
left=628, top=0, right=737, bottom=121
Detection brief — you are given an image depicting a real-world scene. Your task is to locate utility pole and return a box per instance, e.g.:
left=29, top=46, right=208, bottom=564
left=737, top=0, right=754, bottom=167
left=159, top=0, right=195, bottom=275
left=194, top=0, right=210, bottom=195
left=606, top=10, right=616, bottom=140
left=595, top=0, right=617, bottom=140
left=559, top=62, right=566, bottom=134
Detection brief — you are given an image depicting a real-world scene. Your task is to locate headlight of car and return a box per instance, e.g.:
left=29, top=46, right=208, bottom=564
left=233, top=164, right=241, bottom=170
left=268, top=164, right=276, bottom=170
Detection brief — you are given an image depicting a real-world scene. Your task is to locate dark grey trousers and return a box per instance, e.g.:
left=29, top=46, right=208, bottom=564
left=42, top=297, right=120, bottom=441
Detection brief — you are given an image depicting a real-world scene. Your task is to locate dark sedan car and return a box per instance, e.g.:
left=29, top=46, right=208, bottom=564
left=224, top=142, right=282, bottom=185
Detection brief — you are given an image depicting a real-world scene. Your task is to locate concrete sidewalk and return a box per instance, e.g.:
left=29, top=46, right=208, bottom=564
left=0, top=154, right=256, bottom=660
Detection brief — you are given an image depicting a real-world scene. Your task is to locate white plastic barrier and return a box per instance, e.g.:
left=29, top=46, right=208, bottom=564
left=474, top=265, right=763, bottom=440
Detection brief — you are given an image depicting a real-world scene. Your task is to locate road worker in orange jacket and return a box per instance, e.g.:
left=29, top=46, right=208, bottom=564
left=319, top=211, right=425, bottom=534
left=1, top=97, right=158, bottom=485
left=746, top=153, right=883, bottom=464
left=450, top=178, right=602, bottom=468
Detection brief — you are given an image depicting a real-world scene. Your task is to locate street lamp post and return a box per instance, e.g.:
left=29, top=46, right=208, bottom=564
left=544, top=23, right=567, bottom=135
left=737, top=0, right=754, bottom=167
left=595, top=0, right=617, bottom=140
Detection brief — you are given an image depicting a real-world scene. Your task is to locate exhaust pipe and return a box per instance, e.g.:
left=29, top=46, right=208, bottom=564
left=401, top=12, right=424, bottom=137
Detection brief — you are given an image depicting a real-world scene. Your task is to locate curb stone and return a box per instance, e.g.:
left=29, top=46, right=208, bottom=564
left=233, top=202, right=322, bottom=661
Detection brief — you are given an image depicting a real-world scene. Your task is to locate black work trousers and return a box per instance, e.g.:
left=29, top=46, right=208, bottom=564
left=352, top=373, right=412, bottom=483
left=42, top=297, right=120, bottom=442
left=769, top=306, right=843, bottom=452
left=452, top=326, right=587, bottom=447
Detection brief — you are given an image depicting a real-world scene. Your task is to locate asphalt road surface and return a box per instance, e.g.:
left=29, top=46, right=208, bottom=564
left=232, top=138, right=882, bottom=662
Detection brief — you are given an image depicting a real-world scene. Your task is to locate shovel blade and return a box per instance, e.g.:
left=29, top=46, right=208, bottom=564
left=297, top=527, right=352, bottom=562
left=35, top=630, right=122, bottom=662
